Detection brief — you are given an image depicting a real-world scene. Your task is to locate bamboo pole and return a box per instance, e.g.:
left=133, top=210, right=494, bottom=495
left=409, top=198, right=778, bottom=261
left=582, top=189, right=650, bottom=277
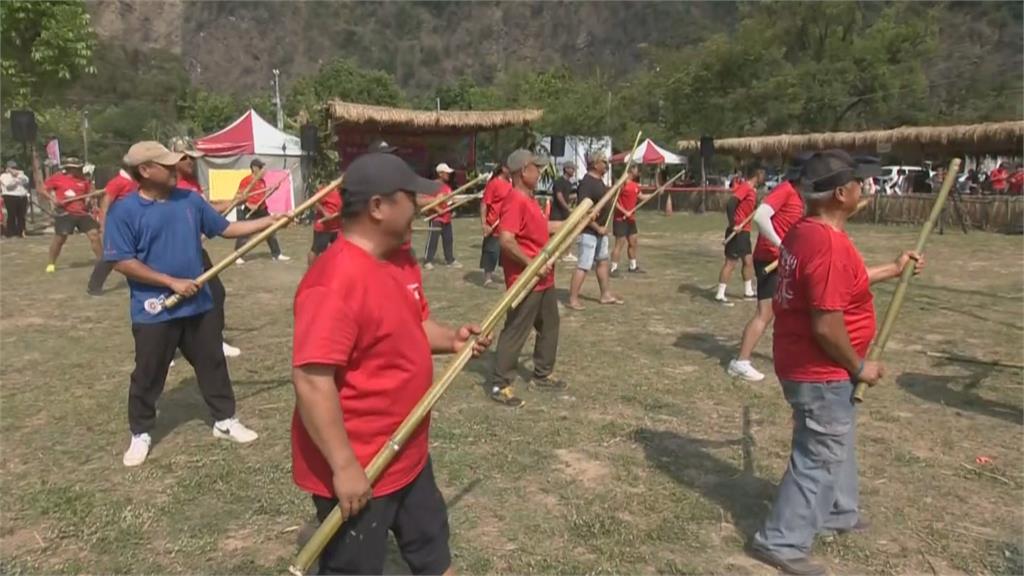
left=722, top=211, right=756, bottom=246
left=624, top=171, right=684, bottom=219
left=317, top=212, right=339, bottom=227
left=241, top=176, right=289, bottom=219
left=854, top=159, right=961, bottom=402
left=289, top=196, right=597, bottom=576
left=219, top=167, right=266, bottom=216
left=419, top=173, right=488, bottom=214
left=54, top=189, right=106, bottom=205
left=152, top=176, right=344, bottom=314
left=423, top=192, right=483, bottom=222
left=603, top=131, right=644, bottom=230
left=763, top=197, right=874, bottom=273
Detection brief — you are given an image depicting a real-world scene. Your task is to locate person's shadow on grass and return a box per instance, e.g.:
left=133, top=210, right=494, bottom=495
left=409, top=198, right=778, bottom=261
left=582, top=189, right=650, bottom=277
left=897, top=369, right=1023, bottom=425
left=673, top=331, right=772, bottom=369
left=632, top=427, right=775, bottom=539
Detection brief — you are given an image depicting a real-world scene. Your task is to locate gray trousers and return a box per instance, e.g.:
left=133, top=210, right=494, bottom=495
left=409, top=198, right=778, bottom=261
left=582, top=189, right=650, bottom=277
left=753, top=380, right=860, bottom=559
left=490, top=287, right=559, bottom=387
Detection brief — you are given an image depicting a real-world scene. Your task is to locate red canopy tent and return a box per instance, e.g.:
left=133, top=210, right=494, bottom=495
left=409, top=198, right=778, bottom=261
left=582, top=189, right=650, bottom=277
left=611, top=138, right=687, bottom=165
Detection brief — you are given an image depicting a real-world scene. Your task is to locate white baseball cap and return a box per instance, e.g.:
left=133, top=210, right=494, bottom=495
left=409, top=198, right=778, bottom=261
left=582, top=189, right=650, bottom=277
left=435, top=162, right=454, bottom=174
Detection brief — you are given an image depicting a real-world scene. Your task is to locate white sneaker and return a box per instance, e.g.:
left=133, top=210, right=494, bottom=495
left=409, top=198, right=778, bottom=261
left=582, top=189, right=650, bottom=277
left=169, top=359, right=176, bottom=368
left=235, top=257, right=246, bottom=265
left=447, top=260, right=464, bottom=269
left=273, top=254, right=291, bottom=262
left=222, top=342, right=241, bottom=358
left=743, top=292, right=757, bottom=300
left=123, top=433, right=152, bottom=467
left=727, top=359, right=766, bottom=382
left=424, top=262, right=435, bottom=270
left=213, top=418, right=259, bottom=444
left=714, top=294, right=735, bottom=307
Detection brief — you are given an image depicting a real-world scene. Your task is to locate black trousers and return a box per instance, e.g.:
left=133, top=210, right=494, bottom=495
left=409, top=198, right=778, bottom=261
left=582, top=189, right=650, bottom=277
left=129, top=310, right=235, bottom=434
left=479, top=235, right=500, bottom=273
left=424, top=222, right=454, bottom=264
left=3, top=195, right=27, bottom=237
left=235, top=205, right=281, bottom=257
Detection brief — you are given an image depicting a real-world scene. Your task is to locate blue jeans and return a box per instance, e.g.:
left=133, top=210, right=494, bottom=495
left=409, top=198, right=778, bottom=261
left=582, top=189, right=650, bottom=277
left=753, top=380, right=860, bottom=559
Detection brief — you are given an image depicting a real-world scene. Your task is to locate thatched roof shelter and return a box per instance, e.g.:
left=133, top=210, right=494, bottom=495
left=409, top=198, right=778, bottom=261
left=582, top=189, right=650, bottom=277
left=677, top=121, right=1024, bottom=158
left=327, top=100, right=543, bottom=134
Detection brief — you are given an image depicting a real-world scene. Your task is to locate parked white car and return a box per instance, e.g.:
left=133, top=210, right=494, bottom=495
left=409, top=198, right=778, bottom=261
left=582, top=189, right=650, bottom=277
left=878, top=165, right=931, bottom=194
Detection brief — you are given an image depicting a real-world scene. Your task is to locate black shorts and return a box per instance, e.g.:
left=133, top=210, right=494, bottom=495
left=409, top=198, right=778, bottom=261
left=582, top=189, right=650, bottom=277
left=312, top=458, right=451, bottom=575
left=54, top=214, right=98, bottom=236
left=612, top=220, right=638, bottom=238
left=311, top=231, right=339, bottom=255
left=754, top=260, right=778, bottom=300
left=480, top=234, right=501, bottom=272
left=724, top=229, right=752, bottom=259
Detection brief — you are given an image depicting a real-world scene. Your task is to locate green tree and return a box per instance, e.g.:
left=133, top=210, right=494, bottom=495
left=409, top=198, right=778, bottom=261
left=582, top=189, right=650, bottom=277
left=285, top=58, right=403, bottom=120
left=1, top=0, right=96, bottom=107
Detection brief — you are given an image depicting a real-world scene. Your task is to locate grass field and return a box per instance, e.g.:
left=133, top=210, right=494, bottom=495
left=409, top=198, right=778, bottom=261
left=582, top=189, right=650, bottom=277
left=2, top=211, right=1022, bottom=575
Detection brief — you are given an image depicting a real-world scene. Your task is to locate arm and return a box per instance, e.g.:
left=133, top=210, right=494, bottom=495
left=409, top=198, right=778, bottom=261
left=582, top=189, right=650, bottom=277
left=725, top=197, right=739, bottom=229
left=868, top=251, right=923, bottom=284
left=113, top=259, right=198, bottom=296
left=219, top=214, right=280, bottom=238
left=554, top=186, right=571, bottom=213
left=547, top=220, right=566, bottom=233
left=752, top=203, right=781, bottom=246
left=498, top=229, right=531, bottom=268
left=97, top=193, right=112, bottom=227
left=292, top=364, right=371, bottom=519
left=809, top=310, right=861, bottom=374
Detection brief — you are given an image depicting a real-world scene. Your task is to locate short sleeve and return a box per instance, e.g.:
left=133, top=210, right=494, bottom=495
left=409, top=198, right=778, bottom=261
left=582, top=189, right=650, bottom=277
left=103, top=203, right=138, bottom=262
left=803, top=237, right=855, bottom=311
left=195, top=194, right=230, bottom=237
left=293, top=281, right=360, bottom=368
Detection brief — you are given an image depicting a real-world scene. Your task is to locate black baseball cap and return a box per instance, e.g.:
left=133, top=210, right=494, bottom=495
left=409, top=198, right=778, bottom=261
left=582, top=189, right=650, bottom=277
left=343, top=153, right=439, bottom=202
left=367, top=139, right=397, bottom=154
left=800, top=149, right=882, bottom=194
left=783, top=152, right=813, bottom=181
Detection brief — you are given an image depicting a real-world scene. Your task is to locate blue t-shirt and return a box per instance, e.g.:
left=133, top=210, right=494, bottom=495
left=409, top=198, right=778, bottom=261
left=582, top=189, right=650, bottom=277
left=103, top=189, right=230, bottom=324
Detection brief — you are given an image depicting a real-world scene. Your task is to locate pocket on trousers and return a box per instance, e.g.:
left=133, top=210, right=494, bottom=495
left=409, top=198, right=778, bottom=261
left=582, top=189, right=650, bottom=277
left=790, top=382, right=854, bottom=464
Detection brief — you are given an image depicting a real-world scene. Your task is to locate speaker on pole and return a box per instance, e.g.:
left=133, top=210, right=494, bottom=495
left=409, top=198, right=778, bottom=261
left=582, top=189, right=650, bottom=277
left=699, top=135, right=714, bottom=161
left=11, top=110, right=37, bottom=143
left=300, top=123, right=319, bottom=155
left=549, top=135, right=566, bottom=157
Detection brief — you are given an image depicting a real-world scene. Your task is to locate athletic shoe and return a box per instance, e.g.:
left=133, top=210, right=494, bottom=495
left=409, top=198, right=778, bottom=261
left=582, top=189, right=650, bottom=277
left=628, top=267, right=647, bottom=274
left=45, top=264, right=55, bottom=273
left=424, top=262, right=435, bottom=270
left=610, top=269, right=622, bottom=278
left=222, top=342, right=241, bottom=358
left=715, top=294, right=735, bottom=307
left=727, top=359, right=765, bottom=382
left=447, top=260, right=464, bottom=269
left=212, top=418, right=259, bottom=443
left=490, top=386, right=525, bottom=408
left=748, top=546, right=826, bottom=576
left=531, top=376, right=568, bottom=391
left=273, top=254, right=291, bottom=262
left=169, top=359, right=176, bottom=368
left=123, top=433, right=152, bottom=467
left=744, top=293, right=757, bottom=301
left=235, top=257, right=246, bottom=265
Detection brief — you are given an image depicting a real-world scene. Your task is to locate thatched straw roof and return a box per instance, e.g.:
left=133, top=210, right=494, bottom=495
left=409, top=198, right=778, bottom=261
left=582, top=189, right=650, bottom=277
left=677, top=121, right=1024, bottom=158
left=327, top=100, right=543, bottom=133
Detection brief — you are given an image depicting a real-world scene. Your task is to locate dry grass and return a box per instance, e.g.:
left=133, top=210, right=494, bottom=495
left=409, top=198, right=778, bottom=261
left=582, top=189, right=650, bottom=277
left=327, top=100, right=543, bottom=132
left=1, top=212, right=1022, bottom=574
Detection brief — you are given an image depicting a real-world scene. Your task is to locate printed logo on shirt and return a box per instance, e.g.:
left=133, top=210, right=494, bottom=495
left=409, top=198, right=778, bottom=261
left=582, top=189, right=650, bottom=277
left=406, top=283, right=422, bottom=301
left=774, top=247, right=797, bottom=308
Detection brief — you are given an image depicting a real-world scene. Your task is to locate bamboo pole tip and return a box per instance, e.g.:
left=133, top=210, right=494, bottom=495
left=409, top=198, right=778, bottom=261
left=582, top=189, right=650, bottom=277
left=287, top=566, right=305, bottom=576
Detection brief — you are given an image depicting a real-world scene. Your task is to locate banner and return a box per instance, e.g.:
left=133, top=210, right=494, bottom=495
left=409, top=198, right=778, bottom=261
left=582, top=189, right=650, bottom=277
left=208, top=168, right=295, bottom=216
left=45, top=139, right=60, bottom=167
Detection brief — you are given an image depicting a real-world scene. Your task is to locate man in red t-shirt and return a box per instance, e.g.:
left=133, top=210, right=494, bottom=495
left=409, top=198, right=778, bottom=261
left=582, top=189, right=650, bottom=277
left=479, top=163, right=511, bottom=286
left=291, top=153, right=490, bottom=574
left=610, top=164, right=655, bottom=276
left=489, top=149, right=569, bottom=407
left=716, top=166, right=763, bottom=303
left=989, top=163, right=1009, bottom=194
left=1009, top=164, right=1024, bottom=195
left=42, top=156, right=101, bottom=273
left=727, top=155, right=808, bottom=382
left=234, top=158, right=289, bottom=263
left=308, top=187, right=343, bottom=266
left=422, top=162, right=460, bottom=269
left=750, top=150, right=924, bottom=576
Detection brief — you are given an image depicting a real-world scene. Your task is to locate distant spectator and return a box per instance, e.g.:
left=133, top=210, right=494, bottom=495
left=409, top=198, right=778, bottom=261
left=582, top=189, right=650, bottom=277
left=1, top=160, right=30, bottom=237
left=1010, top=164, right=1024, bottom=196
left=990, top=163, right=1010, bottom=194
left=891, top=169, right=908, bottom=195
left=965, top=168, right=980, bottom=194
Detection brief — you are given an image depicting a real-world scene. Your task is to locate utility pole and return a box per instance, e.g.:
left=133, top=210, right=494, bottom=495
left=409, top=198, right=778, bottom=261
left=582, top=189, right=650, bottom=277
left=273, top=69, right=284, bottom=130
left=82, top=111, right=89, bottom=163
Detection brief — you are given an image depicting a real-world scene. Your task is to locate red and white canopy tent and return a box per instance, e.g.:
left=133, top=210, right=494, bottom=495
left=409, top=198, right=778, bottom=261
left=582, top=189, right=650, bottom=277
left=610, top=138, right=687, bottom=165
left=194, top=109, right=304, bottom=217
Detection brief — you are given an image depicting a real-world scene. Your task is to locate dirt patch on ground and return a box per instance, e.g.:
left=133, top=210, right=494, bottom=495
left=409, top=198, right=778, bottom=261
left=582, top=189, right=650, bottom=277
left=554, top=448, right=611, bottom=489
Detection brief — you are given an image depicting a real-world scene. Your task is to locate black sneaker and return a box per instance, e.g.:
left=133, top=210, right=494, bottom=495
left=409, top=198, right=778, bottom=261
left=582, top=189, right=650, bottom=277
left=610, top=269, right=622, bottom=278
left=627, top=267, right=646, bottom=274
left=531, top=376, right=568, bottom=391
left=490, top=386, right=525, bottom=408
left=87, top=288, right=103, bottom=297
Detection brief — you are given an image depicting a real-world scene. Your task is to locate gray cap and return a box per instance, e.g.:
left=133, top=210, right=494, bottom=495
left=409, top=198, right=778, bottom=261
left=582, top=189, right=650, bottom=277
left=507, top=149, right=549, bottom=172
left=562, top=161, right=576, bottom=170
left=343, top=153, right=440, bottom=202
left=800, top=150, right=882, bottom=194
left=586, top=150, right=608, bottom=166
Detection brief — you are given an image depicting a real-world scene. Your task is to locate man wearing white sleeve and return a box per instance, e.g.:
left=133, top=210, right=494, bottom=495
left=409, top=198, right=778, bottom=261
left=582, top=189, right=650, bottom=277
left=727, top=155, right=808, bottom=382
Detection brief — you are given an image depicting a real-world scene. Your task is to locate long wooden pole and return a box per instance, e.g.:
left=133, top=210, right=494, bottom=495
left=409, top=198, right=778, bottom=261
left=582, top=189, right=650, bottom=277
left=154, top=176, right=344, bottom=314
left=854, top=158, right=960, bottom=402
left=763, top=197, right=874, bottom=273
left=423, top=192, right=483, bottom=222
left=419, top=173, right=488, bottom=214
left=219, top=167, right=267, bottom=216
left=624, top=170, right=684, bottom=219
left=603, top=131, right=643, bottom=230
left=722, top=211, right=756, bottom=246
left=289, top=196, right=597, bottom=576
left=242, top=176, right=289, bottom=219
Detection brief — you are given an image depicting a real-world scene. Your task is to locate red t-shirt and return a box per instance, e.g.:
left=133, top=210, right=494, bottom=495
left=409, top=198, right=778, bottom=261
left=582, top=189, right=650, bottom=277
left=44, top=173, right=92, bottom=215
left=732, top=182, right=756, bottom=231
left=615, top=181, right=640, bottom=223
left=752, top=181, right=804, bottom=262
left=990, top=168, right=1009, bottom=192
left=314, top=189, right=343, bottom=233
left=388, top=243, right=430, bottom=322
left=1009, top=170, right=1024, bottom=195
left=104, top=170, right=137, bottom=205
left=291, top=239, right=433, bottom=498
left=498, top=189, right=553, bottom=291
left=427, top=183, right=453, bottom=225
left=773, top=219, right=876, bottom=382
left=176, top=174, right=203, bottom=195
left=483, top=176, right=512, bottom=234
left=238, top=174, right=267, bottom=207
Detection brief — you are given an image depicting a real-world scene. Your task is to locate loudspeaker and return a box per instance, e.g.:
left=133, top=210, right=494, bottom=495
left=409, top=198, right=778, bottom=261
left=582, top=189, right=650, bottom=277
left=10, top=110, right=37, bottom=143
left=699, top=135, right=714, bottom=160
left=300, top=123, right=319, bottom=154
left=549, top=135, right=566, bottom=157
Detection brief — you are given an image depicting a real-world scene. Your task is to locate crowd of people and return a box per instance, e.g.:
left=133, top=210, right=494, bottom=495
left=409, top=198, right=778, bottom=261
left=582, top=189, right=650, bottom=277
left=5, top=135, right=941, bottom=575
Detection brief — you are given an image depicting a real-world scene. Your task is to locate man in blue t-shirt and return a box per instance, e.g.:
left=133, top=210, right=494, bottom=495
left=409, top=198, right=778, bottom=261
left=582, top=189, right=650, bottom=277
left=105, top=141, right=285, bottom=467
